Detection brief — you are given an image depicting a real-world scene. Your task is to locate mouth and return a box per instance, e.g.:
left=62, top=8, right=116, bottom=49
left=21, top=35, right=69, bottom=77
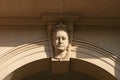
left=57, top=45, right=64, bottom=48
left=58, top=45, right=63, bottom=47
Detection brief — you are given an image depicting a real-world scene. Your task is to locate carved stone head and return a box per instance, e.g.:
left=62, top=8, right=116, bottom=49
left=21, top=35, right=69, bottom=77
left=51, top=22, right=72, bottom=61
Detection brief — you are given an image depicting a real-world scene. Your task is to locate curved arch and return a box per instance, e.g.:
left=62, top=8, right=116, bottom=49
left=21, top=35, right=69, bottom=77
left=70, top=58, right=117, bottom=80
left=71, top=40, right=120, bottom=80
left=0, top=40, right=50, bottom=80
left=0, top=40, right=119, bottom=80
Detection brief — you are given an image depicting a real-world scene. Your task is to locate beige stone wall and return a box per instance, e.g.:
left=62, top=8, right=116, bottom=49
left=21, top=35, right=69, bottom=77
left=0, top=28, right=47, bottom=55
left=0, top=0, right=120, bottom=80
left=74, top=28, right=120, bottom=56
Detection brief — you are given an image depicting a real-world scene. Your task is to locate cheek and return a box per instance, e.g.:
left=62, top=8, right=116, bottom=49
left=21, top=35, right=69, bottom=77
left=64, top=40, right=69, bottom=46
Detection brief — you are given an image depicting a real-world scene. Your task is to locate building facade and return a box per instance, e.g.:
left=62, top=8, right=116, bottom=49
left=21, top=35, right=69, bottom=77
left=0, top=0, right=120, bottom=80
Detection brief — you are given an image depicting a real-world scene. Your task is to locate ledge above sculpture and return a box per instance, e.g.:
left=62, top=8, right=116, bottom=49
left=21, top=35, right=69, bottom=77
left=42, top=13, right=79, bottom=25
left=0, top=14, right=120, bottom=28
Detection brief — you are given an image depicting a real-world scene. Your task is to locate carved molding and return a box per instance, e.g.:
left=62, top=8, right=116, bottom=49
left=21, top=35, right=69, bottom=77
left=72, top=40, right=120, bottom=78
left=0, top=17, right=120, bottom=28
left=75, top=18, right=120, bottom=29
left=42, top=13, right=79, bottom=24
left=0, top=17, right=45, bottom=28
left=0, top=39, right=120, bottom=80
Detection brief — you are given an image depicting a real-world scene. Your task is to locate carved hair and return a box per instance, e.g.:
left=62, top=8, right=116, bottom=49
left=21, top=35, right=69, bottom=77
left=52, top=22, right=72, bottom=43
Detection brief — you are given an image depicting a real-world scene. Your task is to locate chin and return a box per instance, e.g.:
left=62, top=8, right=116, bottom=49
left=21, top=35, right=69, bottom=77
left=58, top=48, right=65, bottom=51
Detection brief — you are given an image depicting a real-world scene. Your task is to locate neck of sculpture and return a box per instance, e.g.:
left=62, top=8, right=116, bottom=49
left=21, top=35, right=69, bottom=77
left=54, top=49, right=67, bottom=61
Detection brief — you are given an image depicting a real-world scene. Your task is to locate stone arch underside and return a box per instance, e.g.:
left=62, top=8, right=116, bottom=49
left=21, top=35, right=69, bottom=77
left=0, top=40, right=119, bottom=80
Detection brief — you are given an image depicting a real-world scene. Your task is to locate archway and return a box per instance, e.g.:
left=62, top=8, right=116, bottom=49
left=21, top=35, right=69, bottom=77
left=4, top=58, right=116, bottom=80
left=1, top=40, right=119, bottom=80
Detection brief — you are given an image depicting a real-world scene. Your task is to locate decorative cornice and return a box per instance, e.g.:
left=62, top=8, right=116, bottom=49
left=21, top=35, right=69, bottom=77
left=0, top=17, right=45, bottom=28
left=75, top=18, right=120, bottom=29
left=0, top=17, right=120, bottom=28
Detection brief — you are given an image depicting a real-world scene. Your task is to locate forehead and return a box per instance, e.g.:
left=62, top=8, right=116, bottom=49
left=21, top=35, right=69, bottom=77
left=54, top=30, right=68, bottom=37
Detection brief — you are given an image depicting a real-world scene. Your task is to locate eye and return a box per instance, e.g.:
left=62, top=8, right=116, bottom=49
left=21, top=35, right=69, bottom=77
left=62, top=37, right=66, bottom=40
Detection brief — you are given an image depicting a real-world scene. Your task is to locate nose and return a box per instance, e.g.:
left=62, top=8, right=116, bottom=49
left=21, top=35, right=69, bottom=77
left=59, top=38, right=63, bottom=44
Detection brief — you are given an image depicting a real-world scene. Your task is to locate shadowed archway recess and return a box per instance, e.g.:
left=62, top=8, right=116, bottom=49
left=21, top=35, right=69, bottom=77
left=0, top=39, right=119, bottom=80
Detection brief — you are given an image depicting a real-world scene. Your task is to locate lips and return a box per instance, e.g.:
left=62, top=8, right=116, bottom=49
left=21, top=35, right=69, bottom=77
left=58, top=44, right=63, bottom=47
left=57, top=45, right=64, bottom=48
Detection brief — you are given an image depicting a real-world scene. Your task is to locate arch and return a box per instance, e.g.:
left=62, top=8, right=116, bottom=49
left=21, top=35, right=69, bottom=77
left=71, top=40, right=120, bottom=80
left=0, top=40, right=119, bottom=80
left=70, top=58, right=116, bottom=80
left=0, top=40, right=50, bottom=80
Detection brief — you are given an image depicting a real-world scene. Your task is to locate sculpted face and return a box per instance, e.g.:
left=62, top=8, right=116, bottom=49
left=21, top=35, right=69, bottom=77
left=53, top=30, right=69, bottom=51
